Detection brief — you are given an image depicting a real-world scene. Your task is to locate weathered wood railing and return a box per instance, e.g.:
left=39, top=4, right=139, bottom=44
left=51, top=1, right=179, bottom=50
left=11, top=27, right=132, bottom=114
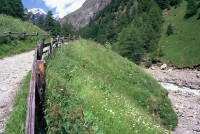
left=25, top=35, right=79, bottom=134
left=0, top=31, right=51, bottom=38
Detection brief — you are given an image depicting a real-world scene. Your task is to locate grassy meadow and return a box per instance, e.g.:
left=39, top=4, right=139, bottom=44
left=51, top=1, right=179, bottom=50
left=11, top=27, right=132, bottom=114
left=158, top=1, right=200, bottom=67
left=44, top=39, right=177, bottom=133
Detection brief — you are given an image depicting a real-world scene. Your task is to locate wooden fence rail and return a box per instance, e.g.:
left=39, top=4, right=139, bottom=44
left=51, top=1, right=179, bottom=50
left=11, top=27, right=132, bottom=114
left=25, top=35, right=79, bottom=134
left=0, top=31, right=51, bottom=38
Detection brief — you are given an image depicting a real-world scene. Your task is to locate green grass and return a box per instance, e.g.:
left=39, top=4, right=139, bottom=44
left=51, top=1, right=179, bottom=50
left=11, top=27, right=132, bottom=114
left=45, top=39, right=177, bottom=133
left=4, top=73, right=31, bottom=134
left=0, top=14, right=48, bottom=58
left=0, top=14, right=44, bottom=33
left=158, top=1, right=200, bottom=67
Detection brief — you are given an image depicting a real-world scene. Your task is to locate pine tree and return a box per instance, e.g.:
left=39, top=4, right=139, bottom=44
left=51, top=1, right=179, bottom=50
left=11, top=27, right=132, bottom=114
left=0, top=0, right=11, bottom=15
left=0, top=0, right=24, bottom=19
left=36, top=15, right=45, bottom=29
left=44, top=11, right=56, bottom=34
left=60, top=23, right=74, bottom=36
left=166, top=24, right=174, bottom=36
left=185, top=0, right=197, bottom=18
left=155, top=0, right=170, bottom=9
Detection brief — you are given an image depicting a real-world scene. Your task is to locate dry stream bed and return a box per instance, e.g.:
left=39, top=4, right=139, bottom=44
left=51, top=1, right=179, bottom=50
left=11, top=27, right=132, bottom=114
left=145, top=66, right=200, bottom=134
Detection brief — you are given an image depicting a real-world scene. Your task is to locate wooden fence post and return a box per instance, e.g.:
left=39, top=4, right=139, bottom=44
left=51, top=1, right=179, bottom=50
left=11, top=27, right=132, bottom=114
left=37, top=38, right=45, bottom=60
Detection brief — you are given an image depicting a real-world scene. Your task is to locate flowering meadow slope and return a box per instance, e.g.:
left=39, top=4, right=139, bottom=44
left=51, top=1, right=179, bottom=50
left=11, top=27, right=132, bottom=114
left=44, top=39, right=177, bottom=133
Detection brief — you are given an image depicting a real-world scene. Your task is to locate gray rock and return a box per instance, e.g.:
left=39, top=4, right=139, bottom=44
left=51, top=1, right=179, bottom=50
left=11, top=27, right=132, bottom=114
left=160, top=64, right=167, bottom=70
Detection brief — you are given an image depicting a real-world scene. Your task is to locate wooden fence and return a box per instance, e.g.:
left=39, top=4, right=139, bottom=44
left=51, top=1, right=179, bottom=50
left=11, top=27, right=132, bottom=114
left=25, top=35, right=79, bottom=134
left=0, top=31, right=51, bottom=38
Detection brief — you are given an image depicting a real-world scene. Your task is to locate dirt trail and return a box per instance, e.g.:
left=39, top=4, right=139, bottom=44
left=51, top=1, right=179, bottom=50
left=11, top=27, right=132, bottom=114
left=145, top=66, right=200, bottom=134
left=0, top=51, right=34, bottom=133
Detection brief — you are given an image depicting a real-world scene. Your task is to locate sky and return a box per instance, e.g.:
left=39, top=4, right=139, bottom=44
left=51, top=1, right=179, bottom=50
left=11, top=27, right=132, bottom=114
left=22, top=0, right=86, bottom=18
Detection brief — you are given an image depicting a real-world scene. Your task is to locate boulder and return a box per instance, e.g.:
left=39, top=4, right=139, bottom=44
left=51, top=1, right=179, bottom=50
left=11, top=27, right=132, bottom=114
left=160, top=64, right=167, bottom=70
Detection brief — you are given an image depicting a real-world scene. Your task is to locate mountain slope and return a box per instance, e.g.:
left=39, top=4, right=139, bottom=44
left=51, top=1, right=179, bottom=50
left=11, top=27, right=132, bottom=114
left=80, top=0, right=163, bottom=64
left=158, top=1, right=200, bottom=68
left=44, top=39, right=177, bottom=133
left=28, top=8, right=60, bottom=21
left=28, top=8, right=47, bottom=16
left=61, top=0, right=111, bottom=28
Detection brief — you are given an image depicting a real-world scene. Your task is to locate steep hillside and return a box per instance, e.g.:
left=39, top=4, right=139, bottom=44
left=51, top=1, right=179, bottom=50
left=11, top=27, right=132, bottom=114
left=158, top=1, right=200, bottom=68
left=80, top=0, right=163, bottom=64
left=61, top=0, right=111, bottom=28
left=44, top=39, right=177, bottom=133
left=0, top=14, right=47, bottom=58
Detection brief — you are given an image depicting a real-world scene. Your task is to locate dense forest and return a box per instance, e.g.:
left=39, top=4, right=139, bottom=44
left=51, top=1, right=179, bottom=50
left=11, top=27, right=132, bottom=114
left=0, top=0, right=24, bottom=19
left=79, top=0, right=182, bottom=64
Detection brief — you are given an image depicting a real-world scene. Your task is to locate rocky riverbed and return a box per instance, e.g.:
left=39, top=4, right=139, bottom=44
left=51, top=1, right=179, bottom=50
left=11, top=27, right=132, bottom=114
left=145, top=65, right=200, bottom=134
left=0, top=51, right=34, bottom=133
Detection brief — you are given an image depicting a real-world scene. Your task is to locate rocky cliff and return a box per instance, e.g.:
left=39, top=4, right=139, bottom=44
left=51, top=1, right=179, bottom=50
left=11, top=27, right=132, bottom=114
left=60, top=0, right=111, bottom=28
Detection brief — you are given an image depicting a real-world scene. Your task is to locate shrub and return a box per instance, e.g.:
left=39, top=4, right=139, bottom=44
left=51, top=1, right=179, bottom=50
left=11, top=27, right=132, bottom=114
left=145, top=60, right=152, bottom=68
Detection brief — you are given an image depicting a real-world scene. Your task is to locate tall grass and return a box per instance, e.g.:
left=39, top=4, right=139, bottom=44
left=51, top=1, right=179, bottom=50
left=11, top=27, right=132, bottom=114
left=44, top=39, right=177, bottom=133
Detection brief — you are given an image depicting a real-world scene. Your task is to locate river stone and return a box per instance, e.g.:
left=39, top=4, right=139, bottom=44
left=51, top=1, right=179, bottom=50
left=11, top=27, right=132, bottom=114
left=160, top=64, right=167, bottom=70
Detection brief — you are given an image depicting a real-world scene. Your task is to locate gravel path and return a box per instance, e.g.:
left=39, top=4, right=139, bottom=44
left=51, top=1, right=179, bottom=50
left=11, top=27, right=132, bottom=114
left=0, top=51, right=34, bottom=133
left=145, top=66, right=200, bottom=134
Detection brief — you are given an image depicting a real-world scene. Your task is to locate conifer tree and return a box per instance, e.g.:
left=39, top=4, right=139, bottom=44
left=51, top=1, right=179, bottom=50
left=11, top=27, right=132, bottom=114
left=185, top=0, right=197, bottom=18
left=0, top=0, right=11, bottom=15
left=36, top=15, right=45, bottom=29
left=44, top=11, right=56, bottom=34
left=60, top=23, right=74, bottom=36
left=0, top=0, right=24, bottom=19
left=166, top=24, right=174, bottom=36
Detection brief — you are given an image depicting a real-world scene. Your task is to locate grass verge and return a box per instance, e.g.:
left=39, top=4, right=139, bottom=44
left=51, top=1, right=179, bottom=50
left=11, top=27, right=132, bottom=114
left=44, top=39, right=177, bottom=133
left=4, top=72, right=31, bottom=134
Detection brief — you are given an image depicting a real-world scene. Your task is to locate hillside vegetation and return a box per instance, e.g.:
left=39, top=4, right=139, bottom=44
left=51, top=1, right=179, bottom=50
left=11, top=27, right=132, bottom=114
left=44, top=39, right=177, bottom=133
left=0, top=14, right=47, bottom=58
left=158, top=1, right=200, bottom=67
left=79, top=0, right=182, bottom=65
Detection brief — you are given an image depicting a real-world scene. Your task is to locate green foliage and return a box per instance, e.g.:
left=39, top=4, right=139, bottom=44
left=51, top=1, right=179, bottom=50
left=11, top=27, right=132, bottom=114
left=36, top=15, right=45, bottom=29
left=60, top=23, right=74, bottom=36
left=45, top=39, right=177, bottom=133
left=197, top=12, right=200, bottom=19
left=169, top=0, right=182, bottom=7
left=184, top=0, right=198, bottom=18
left=4, top=73, right=31, bottom=134
left=155, top=0, right=170, bottom=9
left=0, top=0, right=24, bottom=19
left=44, top=11, right=56, bottom=34
left=155, top=0, right=182, bottom=9
left=166, top=24, right=174, bottom=36
left=145, top=60, right=153, bottom=68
